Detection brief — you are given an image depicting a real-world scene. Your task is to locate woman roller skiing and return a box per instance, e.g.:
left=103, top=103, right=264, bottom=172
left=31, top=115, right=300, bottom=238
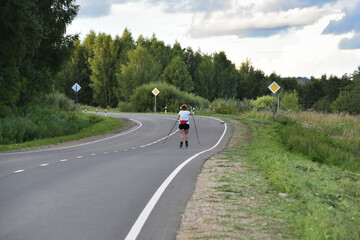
left=178, top=104, right=193, bottom=148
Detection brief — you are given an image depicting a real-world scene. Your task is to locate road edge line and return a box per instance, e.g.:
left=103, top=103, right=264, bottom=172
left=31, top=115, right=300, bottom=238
left=125, top=118, right=227, bottom=240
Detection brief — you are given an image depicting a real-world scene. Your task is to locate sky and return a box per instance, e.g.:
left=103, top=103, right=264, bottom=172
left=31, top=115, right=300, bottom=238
left=67, top=0, right=360, bottom=78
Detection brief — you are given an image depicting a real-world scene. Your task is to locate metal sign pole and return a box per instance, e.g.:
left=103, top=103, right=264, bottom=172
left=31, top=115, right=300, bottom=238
left=154, top=95, right=156, bottom=113
left=273, top=93, right=275, bottom=122
left=76, top=86, right=78, bottom=105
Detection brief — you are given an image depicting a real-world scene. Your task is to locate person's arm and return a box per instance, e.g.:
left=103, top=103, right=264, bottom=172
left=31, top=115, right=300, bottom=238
left=190, top=107, right=194, bottom=115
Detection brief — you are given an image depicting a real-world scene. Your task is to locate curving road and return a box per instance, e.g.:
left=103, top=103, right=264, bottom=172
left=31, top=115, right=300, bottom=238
left=0, top=113, right=231, bottom=240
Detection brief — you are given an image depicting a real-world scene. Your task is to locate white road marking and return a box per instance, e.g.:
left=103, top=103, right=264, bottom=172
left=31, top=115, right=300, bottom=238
left=103, top=152, right=108, bottom=154
left=60, top=159, right=68, bottom=162
left=14, top=170, right=25, bottom=173
left=40, top=164, right=49, bottom=167
left=76, top=156, right=83, bottom=159
left=114, top=150, right=118, bottom=153
left=125, top=118, right=227, bottom=240
left=132, top=147, right=136, bottom=150
left=91, top=153, right=97, bottom=156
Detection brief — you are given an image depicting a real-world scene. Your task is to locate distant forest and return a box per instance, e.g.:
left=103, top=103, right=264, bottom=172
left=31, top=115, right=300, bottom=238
left=1, top=0, right=360, bottom=116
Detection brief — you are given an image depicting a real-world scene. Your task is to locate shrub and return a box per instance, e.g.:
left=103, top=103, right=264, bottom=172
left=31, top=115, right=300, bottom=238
left=252, top=95, right=273, bottom=111
left=281, top=90, right=300, bottom=111
left=118, top=101, right=133, bottom=112
left=0, top=107, right=92, bottom=145
left=130, top=82, right=210, bottom=112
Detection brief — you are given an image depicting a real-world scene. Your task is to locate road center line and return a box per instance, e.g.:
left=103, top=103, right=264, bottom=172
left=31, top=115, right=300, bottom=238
left=14, top=169, right=25, bottom=173
left=125, top=118, right=227, bottom=240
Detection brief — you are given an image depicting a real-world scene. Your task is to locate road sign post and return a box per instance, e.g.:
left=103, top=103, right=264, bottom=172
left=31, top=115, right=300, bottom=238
left=152, top=88, right=160, bottom=112
left=72, top=83, right=81, bottom=105
left=268, top=81, right=280, bottom=122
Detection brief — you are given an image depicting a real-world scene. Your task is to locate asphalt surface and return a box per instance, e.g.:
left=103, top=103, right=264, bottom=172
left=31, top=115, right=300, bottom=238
left=0, top=113, right=232, bottom=240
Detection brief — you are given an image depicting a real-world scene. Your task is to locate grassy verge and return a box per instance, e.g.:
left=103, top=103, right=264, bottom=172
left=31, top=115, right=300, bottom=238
left=0, top=114, right=122, bottom=151
left=178, top=113, right=360, bottom=239
left=242, top=115, right=360, bottom=239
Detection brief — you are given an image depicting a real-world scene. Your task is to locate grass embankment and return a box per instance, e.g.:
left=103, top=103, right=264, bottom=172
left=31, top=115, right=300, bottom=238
left=178, top=112, right=360, bottom=239
left=0, top=113, right=122, bottom=151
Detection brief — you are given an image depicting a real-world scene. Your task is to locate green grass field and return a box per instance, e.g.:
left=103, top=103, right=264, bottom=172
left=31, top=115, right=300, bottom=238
left=208, top=112, right=360, bottom=239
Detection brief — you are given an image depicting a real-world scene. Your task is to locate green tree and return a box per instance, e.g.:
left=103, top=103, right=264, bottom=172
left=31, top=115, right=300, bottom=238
left=55, top=40, right=93, bottom=104
left=148, top=34, right=172, bottom=71
left=117, top=46, right=161, bottom=100
left=89, top=33, right=118, bottom=107
left=161, top=56, right=194, bottom=92
left=213, top=51, right=237, bottom=99
left=0, top=0, right=78, bottom=115
left=194, top=55, right=214, bottom=100
left=332, top=67, right=360, bottom=114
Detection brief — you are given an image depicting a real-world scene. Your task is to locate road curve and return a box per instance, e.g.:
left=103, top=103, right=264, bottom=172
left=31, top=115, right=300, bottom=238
left=0, top=113, right=232, bottom=240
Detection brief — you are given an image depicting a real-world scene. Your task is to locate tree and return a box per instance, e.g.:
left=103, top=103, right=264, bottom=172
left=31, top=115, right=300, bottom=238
left=89, top=33, right=118, bottom=107
left=0, top=0, right=78, bottom=115
left=161, top=56, right=194, bottom=92
left=117, top=46, right=161, bottom=100
left=55, top=40, right=93, bottom=104
left=148, top=34, right=172, bottom=71
left=213, top=51, right=237, bottom=99
left=194, top=55, right=214, bottom=100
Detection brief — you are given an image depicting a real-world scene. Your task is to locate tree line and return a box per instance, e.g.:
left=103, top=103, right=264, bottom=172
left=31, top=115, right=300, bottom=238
left=1, top=0, right=360, bottom=116
left=0, top=0, right=79, bottom=117
left=56, top=29, right=360, bottom=113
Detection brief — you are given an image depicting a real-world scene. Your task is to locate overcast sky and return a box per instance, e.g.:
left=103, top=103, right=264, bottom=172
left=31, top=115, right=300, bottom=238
left=67, top=0, right=360, bottom=78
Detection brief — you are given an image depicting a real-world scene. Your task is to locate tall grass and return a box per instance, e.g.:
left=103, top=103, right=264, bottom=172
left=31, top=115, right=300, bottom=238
left=244, top=110, right=360, bottom=172
left=241, top=116, right=360, bottom=239
left=0, top=93, right=102, bottom=145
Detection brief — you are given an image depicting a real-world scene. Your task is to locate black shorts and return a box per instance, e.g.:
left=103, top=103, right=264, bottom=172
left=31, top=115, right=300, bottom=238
left=179, top=124, right=189, bottom=130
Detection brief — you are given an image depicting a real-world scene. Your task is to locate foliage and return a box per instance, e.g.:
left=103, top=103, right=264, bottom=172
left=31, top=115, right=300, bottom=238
left=161, top=56, right=194, bottom=92
left=281, top=121, right=360, bottom=171
left=332, top=76, right=360, bottom=114
left=130, top=82, right=210, bottom=112
left=0, top=107, right=88, bottom=144
left=281, top=90, right=300, bottom=111
left=251, top=95, right=273, bottom=111
left=0, top=0, right=79, bottom=112
left=117, top=45, right=161, bottom=101
left=241, top=115, right=360, bottom=239
left=211, top=98, right=254, bottom=114
left=89, top=33, right=119, bottom=107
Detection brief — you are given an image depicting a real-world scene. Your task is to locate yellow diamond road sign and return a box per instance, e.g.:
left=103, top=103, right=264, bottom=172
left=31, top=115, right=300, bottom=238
left=152, top=88, right=160, bottom=96
left=268, top=81, right=280, bottom=93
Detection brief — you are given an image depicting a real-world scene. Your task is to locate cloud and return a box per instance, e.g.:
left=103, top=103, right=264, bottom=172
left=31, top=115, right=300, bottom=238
left=77, top=0, right=130, bottom=18
left=190, top=4, right=331, bottom=38
left=322, top=1, right=360, bottom=49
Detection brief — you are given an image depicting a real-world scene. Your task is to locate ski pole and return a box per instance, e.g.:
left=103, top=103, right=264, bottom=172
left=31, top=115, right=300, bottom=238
left=192, top=108, right=200, bottom=144
left=163, top=115, right=179, bottom=144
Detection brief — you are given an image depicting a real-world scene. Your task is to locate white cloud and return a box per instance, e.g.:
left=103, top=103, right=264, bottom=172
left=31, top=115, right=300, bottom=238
left=190, top=6, right=331, bottom=38
left=67, top=0, right=360, bottom=77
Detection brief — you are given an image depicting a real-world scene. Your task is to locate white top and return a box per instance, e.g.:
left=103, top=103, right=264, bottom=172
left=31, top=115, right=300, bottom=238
left=178, top=110, right=190, bottom=124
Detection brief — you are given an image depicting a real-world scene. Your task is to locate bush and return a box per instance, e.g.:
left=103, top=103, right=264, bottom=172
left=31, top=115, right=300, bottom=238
left=281, top=90, right=300, bottom=111
left=130, top=82, right=210, bottom=112
left=0, top=107, right=92, bottom=145
left=211, top=98, right=253, bottom=114
left=252, top=95, right=273, bottom=111
left=118, top=101, right=133, bottom=112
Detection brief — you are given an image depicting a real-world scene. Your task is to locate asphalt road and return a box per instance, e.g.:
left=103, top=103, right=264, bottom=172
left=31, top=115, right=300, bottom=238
left=0, top=113, right=231, bottom=240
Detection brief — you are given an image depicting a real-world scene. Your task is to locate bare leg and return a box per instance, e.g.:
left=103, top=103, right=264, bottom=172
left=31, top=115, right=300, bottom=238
left=184, top=129, right=189, bottom=141
left=180, top=129, right=184, bottom=142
